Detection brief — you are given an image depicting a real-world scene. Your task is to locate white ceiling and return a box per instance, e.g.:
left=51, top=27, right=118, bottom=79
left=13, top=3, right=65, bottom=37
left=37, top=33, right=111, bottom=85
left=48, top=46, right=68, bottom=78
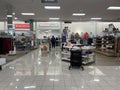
left=0, top=0, right=120, bottom=21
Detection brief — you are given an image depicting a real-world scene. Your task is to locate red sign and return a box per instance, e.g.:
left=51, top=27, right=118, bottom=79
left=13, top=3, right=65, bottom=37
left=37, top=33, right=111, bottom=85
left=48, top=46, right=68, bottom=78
left=15, top=24, right=30, bottom=29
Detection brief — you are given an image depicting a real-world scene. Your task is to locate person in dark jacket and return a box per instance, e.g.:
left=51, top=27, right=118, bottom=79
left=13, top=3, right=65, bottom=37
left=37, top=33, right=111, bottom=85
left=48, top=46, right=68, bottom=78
left=51, top=36, right=56, bottom=48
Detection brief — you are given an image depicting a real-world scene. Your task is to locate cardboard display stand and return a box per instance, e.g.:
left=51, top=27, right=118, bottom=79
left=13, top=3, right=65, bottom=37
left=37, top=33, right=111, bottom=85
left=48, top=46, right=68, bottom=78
left=41, top=39, right=49, bottom=54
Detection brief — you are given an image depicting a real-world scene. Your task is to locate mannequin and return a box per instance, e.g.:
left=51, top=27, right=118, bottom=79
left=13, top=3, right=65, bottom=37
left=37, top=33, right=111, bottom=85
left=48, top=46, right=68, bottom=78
left=80, top=32, right=84, bottom=38
left=62, top=27, right=68, bottom=42
left=88, top=32, right=94, bottom=45
left=89, top=32, right=94, bottom=38
left=84, top=32, right=89, bottom=39
left=83, top=32, right=89, bottom=45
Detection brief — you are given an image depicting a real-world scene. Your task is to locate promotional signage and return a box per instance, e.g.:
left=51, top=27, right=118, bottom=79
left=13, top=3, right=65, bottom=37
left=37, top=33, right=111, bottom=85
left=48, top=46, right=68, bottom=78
left=41, top=43, right=49, bottom=54
left=41, top=0, right=58, bottom=3
left=15, top=24, right=30, bottom=29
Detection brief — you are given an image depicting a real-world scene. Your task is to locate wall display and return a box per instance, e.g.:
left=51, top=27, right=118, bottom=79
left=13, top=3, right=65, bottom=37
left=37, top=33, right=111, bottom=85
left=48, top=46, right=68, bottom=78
left=14, top=31, right=32, bottom=50
left=95, top=28, right=120, bottom=56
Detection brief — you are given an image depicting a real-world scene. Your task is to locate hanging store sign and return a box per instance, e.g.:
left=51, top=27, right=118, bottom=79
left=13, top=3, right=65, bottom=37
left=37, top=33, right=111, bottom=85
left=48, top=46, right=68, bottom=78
left=37, top=22, right=60, bottom=30
left=41, top=0, right=58, bottom=3
left=15, top=24, right=30, bottom=29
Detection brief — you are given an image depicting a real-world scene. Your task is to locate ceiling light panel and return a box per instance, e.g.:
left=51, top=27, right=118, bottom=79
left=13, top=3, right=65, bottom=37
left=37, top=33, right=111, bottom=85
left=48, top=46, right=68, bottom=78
left=14, top=17, right=18, bottom=20
left=49, top=18, right=60, bottom=20
left=21, top=13, right=35, bottom=15
left=107, top=6, right=120, bottom=10
left=7, top=15, right=12, bottom=17
left=91, top=18, right=102, bottom=20
left=72, top=13, right=86, bottom=16
left=44, top=6, right=61, bottom=10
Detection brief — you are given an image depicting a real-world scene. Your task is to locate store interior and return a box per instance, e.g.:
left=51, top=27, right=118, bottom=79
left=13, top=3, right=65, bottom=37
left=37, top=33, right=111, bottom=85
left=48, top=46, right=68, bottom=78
left=0, top=0, right=120, bottom=90
left=0, top=21, right=120, bottom=67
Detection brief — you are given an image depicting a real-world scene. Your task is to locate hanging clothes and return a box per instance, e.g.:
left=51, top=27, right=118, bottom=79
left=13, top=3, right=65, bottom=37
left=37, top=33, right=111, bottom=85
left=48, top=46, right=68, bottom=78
left=84, top=32, right=89, bottom=39
left=88, top=38, right=93, bottom=45
left=80, top=38, right=84, bottom=44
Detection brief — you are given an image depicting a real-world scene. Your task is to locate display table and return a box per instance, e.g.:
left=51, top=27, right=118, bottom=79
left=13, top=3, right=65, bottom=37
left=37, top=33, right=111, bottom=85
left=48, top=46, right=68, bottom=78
left=0, top=58, right=6, bottom=70
left=63, top=45, right=95, bottom=50
left=61, top=45, right=96, bottom=65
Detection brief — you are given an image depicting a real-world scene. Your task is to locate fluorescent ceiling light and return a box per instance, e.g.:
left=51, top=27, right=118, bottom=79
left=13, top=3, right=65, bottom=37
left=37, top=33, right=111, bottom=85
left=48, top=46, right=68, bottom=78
left=49, top=79, right=59, bottom=81
left=14, top=17, right=18, bottom=20
left=7, top=15, right=12, bottom=17
left=45, top=6, right=61, bottom=10
left=107, top=6, right=120, bottom=10
left=24, top=86, right=36, bottom=89
left=49, top=18, right=60, bottom=20
left=21, top=13, right=35, bottom=15
left=12, top=12, right=15, bottom=15
left=91, top=18, right=102, bottom=20
left=72, top=13, right=86, bottom=16
left=94, top=78, right=100, bottom=82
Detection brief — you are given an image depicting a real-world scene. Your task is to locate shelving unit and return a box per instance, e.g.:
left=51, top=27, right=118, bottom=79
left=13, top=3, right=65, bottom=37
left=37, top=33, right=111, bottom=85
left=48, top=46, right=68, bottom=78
left=95, top=37, right=102, bottom=49
left=94, top=31, right=119, bottom=56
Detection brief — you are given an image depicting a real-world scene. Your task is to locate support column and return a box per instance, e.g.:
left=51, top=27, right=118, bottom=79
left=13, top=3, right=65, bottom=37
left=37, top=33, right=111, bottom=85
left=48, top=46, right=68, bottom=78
left=29, top=19, right=34, bottom=31
left=7, top=5, right=13, bottom=30
left=29, top=19, right=35, bottom=49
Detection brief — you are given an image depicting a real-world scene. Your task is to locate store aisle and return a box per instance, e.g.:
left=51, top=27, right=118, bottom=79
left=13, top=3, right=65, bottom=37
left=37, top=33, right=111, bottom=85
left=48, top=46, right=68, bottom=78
left=0, top=48, right=120, bottom=90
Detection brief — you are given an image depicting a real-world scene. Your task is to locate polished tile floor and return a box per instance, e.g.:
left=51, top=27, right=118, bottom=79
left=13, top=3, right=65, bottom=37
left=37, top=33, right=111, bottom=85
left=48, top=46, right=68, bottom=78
left=0, top=47, right=120, bottom=90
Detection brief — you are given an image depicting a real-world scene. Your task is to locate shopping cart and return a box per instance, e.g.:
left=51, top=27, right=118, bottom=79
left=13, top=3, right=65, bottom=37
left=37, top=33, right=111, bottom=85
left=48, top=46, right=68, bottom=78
left=69, top=45, right=84, bottom=70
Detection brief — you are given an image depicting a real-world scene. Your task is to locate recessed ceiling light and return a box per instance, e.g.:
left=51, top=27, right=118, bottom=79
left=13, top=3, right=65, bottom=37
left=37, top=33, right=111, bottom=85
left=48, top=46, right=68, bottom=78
left=24, top=86, right=36, bottom=89
left=7, top=15, right=12, bottom=17
left=107, top=6, right=120, bottom=10
left=12, top=12, right=15, bottom=15
left=72, top=13, right=86, bottom=16
left=14, top=17, right=18, bottom=20
left=49, top=18, right=60, bottom=20
left=21, top=13, right=35, bottom=15
left=44, top=6, right=61, bottom=10
left=91, top=18, right=102, bottom=20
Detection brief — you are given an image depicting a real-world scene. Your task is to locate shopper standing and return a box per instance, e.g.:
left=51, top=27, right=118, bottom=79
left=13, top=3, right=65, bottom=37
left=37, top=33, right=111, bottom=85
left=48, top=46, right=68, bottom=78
left=55, top=37, right=58, bottom=46
left=51, top=36, right=56, bottom=48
